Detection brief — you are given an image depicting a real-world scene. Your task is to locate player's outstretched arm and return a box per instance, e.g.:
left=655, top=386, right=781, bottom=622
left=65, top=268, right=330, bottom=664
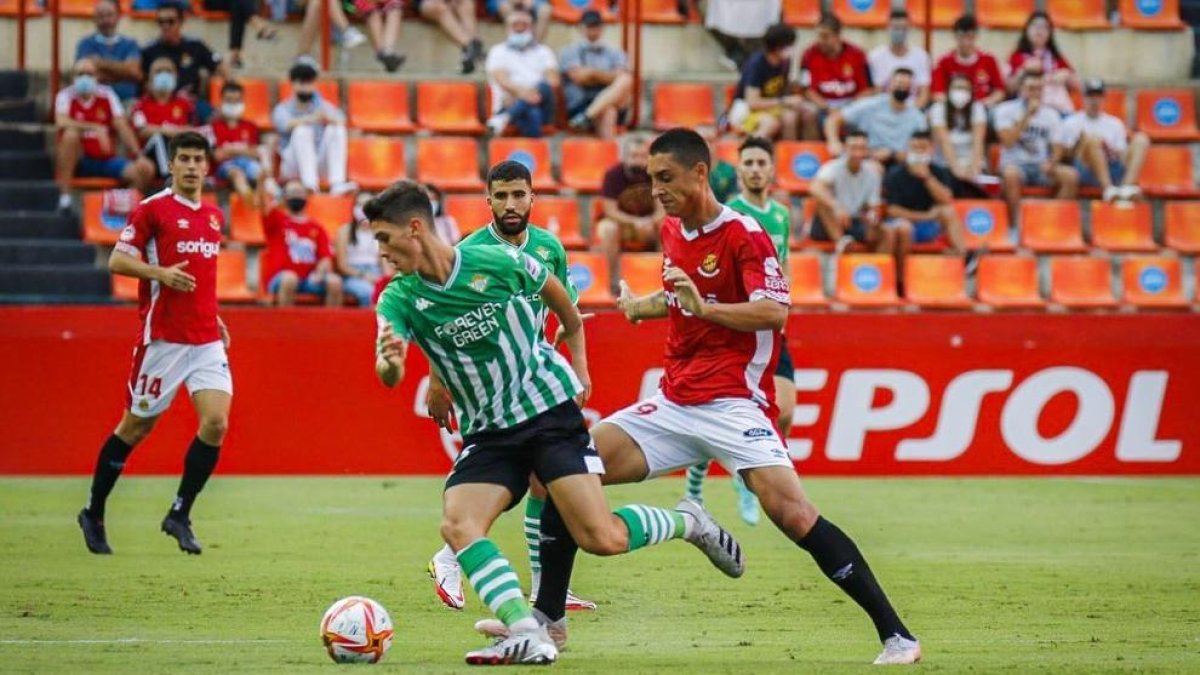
left=109, top=250, right=196, bottom=292
left=664, top=266, right=786, bottom=332
left=616, top=281, right=668, bottom=325
left=540, top=275, right=592, bottom=405
left=375, top=323, right=408, bottom=388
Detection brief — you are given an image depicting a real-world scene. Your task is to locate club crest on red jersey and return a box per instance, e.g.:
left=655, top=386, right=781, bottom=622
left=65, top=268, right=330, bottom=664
left=697, top=253, right=721, bottom=279
left=209, top=214, right=221, bottom=232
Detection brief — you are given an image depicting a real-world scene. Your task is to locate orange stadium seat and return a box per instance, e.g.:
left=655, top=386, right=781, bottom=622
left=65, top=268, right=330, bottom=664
left=559, top=138, right=618, bottom=192
left=783, top=0, right=821, bottom=25
left=209, top=77, right=272, bottom=129
left=1049, top=256, right=1117, bottom=308
left=1121, top=256, right=1189, bottom=308
left=832, top=0, right=890, bottom=27
left=416, top=81, right=485, bottom=134
left=1068, top=87, right=1127, bottom=121
left=1138, top=145, right=1200, bottom=197
left=835, top=254, right=901, bottom=307
left=228, top=193, right=265, bottom=245
left=976, top=0, right=1034, bottom=28
left=1135, top=89, right=1200, bottom=141
left=488, top=138, right=558, bottom=192
left=1020, top=200, right=1086, bottom=253
left=0, top=0, right=42, bottom=16
left=417, top=137, right=484, bottom=192
left=112, top=272, right=138, bottom=301
left=638, top=0, right=689, bottom=23
left=1048, top=0, right=1111, bottom=29
left=348, top=136, right=406, bottom=191
left=216, top=249, right=256, bottom=303
left=954, top=200, right=1015, bottom=251
left=1163, top=201, right=1200, bottom=253
left=305, top=194, right=355, bottom=237
left=82, top=190, right=142, bottom=245
left=789, top=253, right=828, bottom=307
left=551, top=0, right=618, bottom=22
left=443, top=194, right=494, bottom=236
left=347, top=81, right=414, bottom=133
left=653, top=83, right=715, bottom=130
left=532, top=196, right=587, bottom=249
left=905, top=256, right=972, bottom=309
left=278, top=79, right=340, bottom=106
left=71, top=177, right=120, bottom=190
left=906, top=0, right=964, bottom=28
left=567, top=252, right=616, bottom=307
left=715, top=139, right=739, bottom=167
left=1120, top=0, right=1184, bottom=28
left=976, top=255, right=1046, bottom=309
left=58, top=0, right=100, bottom=17
left=776, top=142, right=830, bottom=194
left=1089, top=201, right=1157, bottom=252
left=619, top=252, right=664, bottom=296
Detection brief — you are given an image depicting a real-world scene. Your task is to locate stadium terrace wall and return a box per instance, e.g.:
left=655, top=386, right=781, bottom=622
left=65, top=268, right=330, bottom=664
left=1, top=307, right=1197, bottom=476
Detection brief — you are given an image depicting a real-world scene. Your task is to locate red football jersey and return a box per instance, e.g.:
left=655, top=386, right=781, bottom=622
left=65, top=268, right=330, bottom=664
left=262, top=207, right=333, bottom=284
left=54, top=84, right=124, bottom=160
left=800, top=42, right=872, bottom=105
left=208, top=118, right=260, bottom=150
left=114, top=188, right=225, bottom=346
left=658, top=206, right=791, bottom=416
left=932, top=50, right=1005, bottom=98
left=130, top=94, right=195, bottom=131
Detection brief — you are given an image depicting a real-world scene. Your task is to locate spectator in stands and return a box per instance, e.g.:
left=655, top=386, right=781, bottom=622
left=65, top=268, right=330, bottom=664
left=54, top=58, right=156, bottom=212
left=594, top=133, right=664, bottom=295
left=699, top=125, right=738, bottom=203
left=263, top=180, right=344, bottom=307
left=883, top=131, right=969, bottom=289
left=809, top=130, right=885, bottom=252
left=344, top=0, right=406, bottom=72
left=140, top=1, right=228, bottom=120
left=561, top=10, right=632, bottom=139
left=485, top=10, right=559, bottom=138
left=1059, top=78, right=1150, bottom=202
left=932, top=14, right=1005, bottom=108
left=426, top=183, right=462, bottom=244
left=336, top=193, right=383, bottom=307
left=494, top=0, right=551, bottom=45
left=728, top=23, right=805, bottom=140
left=75, top=0, right=142, bottom=103
left=295, top=0, right=368, bottom=63
left=131, top=58, right=198, bottom=179
left=929, top=72, right=990, bottom=197
left=825, top=68, right=927, bottom=167
left=702, top=0, right=778, bottom=70
left=418, top=0, right=484, bottom=74
left=1007, top=11, right=1079, bottom=115
left=223, top=0, right=278, bottom=70
left=868, top=9, right=931, bottom=109
left=272, top=62, right=356, bottom=196
left=994, top=72, right=1078, bottom=222
left=209, top=80, right=273, bottom=207
left=798, top=13, right=873, bottom=138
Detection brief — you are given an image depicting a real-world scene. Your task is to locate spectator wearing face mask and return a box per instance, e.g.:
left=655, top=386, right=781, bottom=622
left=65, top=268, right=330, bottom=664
left=868, top=9, right=931, bottom=109
left=485, top=10, right=559, bottom=138
left=1007, top=11, right=1079, bottom=115
left=336, top=194, right=383, bottom=307
left=826, top=68, right=927, bottom=167
left=130, top=57, right=197, bottom=179
left=929, top=72, right=989, bottom=197
left=140, top=1, right=228, bottom=120
left=262, top=180, right=344, bottom=307
left=75, top=0, right=142, bottom=103
left=560, top=9, right=632, bottom=139
left=272, top=61, right=356, bottom=195
left=494, top=0, right=551, bottom=45
left=207, top=80, right=272, bottom=207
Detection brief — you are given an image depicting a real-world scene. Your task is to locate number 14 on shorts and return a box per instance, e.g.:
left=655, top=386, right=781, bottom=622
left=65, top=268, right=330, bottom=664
left=135, top=374, right=163, bottom=398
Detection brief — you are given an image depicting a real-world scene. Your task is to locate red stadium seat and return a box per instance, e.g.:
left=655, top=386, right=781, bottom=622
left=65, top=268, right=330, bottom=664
left=715, top=139, right=739, bottom=167
left=1089, top=201, right=1157, bottom=252
left=444, top=195, right=494, bottom=236
left=638, top=0, right=689, bottom=24
left=1020, top=200, right=1087, bottom=253
left=416, top=137, right=484, bottom=192
left=0, top=0, right=42, bottom=16
left=1068, top=87, right=1128, bottom=122
left=305, top=194, right=355, bottom=238
left=58, top=0, right=99, bottom=17
left=1048, top=0, right=1111, bottom=29
left=229, top=193, right=265, bottom=246
left=789, top=253, right=828, bottom=307
left=618, top=252, right=664, bottom=296
left=1049, top=256, right=1117, bottom=308
left=216, top=249, right=256, bottom=303
left=976, top=255, right=1045, bottom=309
left=653, top=83, right=716, bottom=130
left=416, top=81, right=485, bottom=134
left=347, top=81, right=414, bottom=134
left=112, top=272, right=138, bottom=301
left=906, top=0, right=964, bottom=27
left=71, top=177, right=120, bottom=190
left=953, top=200, right=1015, bottom=252
left=1163, top=201, right=1200, bottom=253
left=566, top=252, right=616, bottom=307
left=559, top=138, right=618, bottom=193
left=775, top=142, right=830, bottom=195
left=278, top=79, right=340, bottom=106
left=1119, top=0, right=1184, bottom=29
left=550, top=0, right=618, bottom=22
left=832, top=0, right=889, bottom=27
left=976, top=0, right=1034, bottom=28
left=782, top=0, right=821, bottom=26
left=209, top=77, right=272, bottom=129
left=1138, top=145, right=1200, bottom=197
left=1135, top=89, right=1200, bottom=141
left=1120, top=256, right=1189, bottom=308
left=532, top=196, right=587, bottom=250
left=488, top=138, right=558, bottom=192
left=834, top=254, right=901, bottom=307
left=347, top=137, right=406, bottom=191
left=904, top=255, right=972, bottom=309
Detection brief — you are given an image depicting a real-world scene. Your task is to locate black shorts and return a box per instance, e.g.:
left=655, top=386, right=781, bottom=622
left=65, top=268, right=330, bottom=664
left=810, top=216, right=869, bottom=243
left=774, top=333, right=794, bottom=380
left=445, top=401, right=604, bottom=508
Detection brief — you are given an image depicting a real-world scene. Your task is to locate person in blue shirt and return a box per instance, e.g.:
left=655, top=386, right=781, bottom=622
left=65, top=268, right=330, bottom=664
left=74, top=0, right=142, bottom=102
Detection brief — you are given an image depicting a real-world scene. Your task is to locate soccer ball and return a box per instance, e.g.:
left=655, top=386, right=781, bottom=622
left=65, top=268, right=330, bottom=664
left=319, top=596, right=395, bottom=664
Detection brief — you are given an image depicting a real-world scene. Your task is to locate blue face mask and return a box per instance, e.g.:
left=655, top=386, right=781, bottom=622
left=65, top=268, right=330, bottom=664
left=507, top=31, right=533, bottom=49
left=152, top=71, right=177, bottom=93
left=74, top=74, right=97, bottom=96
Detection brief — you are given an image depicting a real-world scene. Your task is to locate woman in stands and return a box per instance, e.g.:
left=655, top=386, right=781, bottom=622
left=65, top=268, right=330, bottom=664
left=1007, top=11, right=1081, bottom=114
left=929, top=72, right=990, bottom=198
left=336, top=192, right=384, bottom=307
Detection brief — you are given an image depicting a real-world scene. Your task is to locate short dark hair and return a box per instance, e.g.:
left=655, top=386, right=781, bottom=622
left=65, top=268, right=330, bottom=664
left=845, top=128, right=868, bottom=142
left=364, top=180, right=433, bottom=227
left=738, top=135, right=774, bottom=158
left=168, top=131, right=210, bottom=160
left=889, top=8, right=909, bottom=20
left=221, top=80, right=244, bottom=96
left=817, top=12, right=842, bottom=32
left=953, top=14, right=978, bottom=33
left=762, top=23, right=796, bottom=52
left=486, top=160, right=532, bottom=191
left=649, top=128, right=710, bottom=171
left=893, top=67, right=915, bottom=78
left=288, top=62, right=318, bottom=83
left=910, top=130, right=933, bottom=143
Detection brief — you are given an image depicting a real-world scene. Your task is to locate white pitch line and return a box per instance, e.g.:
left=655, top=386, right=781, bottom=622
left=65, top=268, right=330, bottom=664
left=0, top=639, right=296, bottom=646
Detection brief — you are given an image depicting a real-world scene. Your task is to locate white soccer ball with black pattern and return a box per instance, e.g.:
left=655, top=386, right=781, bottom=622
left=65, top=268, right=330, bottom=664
left=319, top=596, right=394, bottom=664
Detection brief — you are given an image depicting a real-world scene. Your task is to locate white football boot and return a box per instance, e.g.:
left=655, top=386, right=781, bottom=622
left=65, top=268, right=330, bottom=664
left=464, top=625, right=558, bottom=666
left=428, top=544, right=466, bottom=610
left=873, top=635, right=922, bottom=665
left=675, top=497, right=745, bottom=578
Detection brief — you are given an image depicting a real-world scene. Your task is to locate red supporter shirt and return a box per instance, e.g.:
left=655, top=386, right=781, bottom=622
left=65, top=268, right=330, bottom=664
left=129, top=94, right=195, bottom=132
left=263, top=207, right=332, bottom=283
left=800, top=41, right=872, bottom=105
left=208, top=118, right=260, bottom=150
left=932, top=49, right=1005, bottom=98
left=114, top=188, right=225, bottom=346
left=54, top=84, right=124, bottom=160
left=659, top=206, right=791, bottom=417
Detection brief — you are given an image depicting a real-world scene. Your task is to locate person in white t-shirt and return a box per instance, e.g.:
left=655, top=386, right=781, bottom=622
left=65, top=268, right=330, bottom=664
left=1058, top=78, right=1149, bottom=202
left=485, top=9, right=559, bottom=137
left=868, top=9, right=931, bottom=109
left=929, top=72, right=989, bottom=196
left=993, top=72, right=1078, bottom=223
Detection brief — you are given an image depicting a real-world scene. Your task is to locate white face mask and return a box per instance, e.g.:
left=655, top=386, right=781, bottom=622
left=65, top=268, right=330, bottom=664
left=906, top=152, right=932, bottom=167
left=949, top=89, right=972, bottom=108
left=221, top=102, right=245, bottom=119
left=507, top=30, right=533, bottom=48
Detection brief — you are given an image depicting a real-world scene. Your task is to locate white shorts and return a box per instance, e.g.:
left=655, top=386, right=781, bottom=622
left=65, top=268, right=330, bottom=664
left=601, top=393, right=793, bottom=478
left=126, top=340, right=233, bottom=418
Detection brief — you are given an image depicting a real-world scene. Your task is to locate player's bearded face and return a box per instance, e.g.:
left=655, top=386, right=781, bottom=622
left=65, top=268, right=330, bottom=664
left=648, top=152, right=701, bottom=217
left=738, top=148, right=773, bottom=193
left=487, top=179, right=532, bottom=237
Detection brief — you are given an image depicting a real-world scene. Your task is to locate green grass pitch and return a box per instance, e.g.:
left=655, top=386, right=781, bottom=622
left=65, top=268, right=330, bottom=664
left=1, top=477, right=1197, bottom=673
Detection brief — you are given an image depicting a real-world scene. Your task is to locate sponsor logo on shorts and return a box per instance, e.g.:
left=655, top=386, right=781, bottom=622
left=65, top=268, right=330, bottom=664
left=635, top=403, right=658, bottom=415
left=743, top=428, right=774, bottom=438
left=138, top=399, right=150, bottom=411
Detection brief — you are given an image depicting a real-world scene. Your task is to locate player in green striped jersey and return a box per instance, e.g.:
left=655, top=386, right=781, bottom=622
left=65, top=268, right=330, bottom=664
left=682, top=137, right=798, bottom=526
left=369, top=180, right=745, bottom=666
left=426, top=160, right=596, bottom=613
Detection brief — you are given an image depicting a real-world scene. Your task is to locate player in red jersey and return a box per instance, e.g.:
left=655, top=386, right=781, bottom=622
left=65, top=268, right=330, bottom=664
left=482, top=129, right=922, bottom=665
left=77, top=132, right=232, bottom=557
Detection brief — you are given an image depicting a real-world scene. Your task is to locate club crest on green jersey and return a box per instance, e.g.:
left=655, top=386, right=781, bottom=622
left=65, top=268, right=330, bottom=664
left=469, top=274, right=490, bottom=293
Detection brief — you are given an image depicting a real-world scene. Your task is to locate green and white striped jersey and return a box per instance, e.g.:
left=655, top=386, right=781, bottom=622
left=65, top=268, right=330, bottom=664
left=376, top=245, right=582, bottom=436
